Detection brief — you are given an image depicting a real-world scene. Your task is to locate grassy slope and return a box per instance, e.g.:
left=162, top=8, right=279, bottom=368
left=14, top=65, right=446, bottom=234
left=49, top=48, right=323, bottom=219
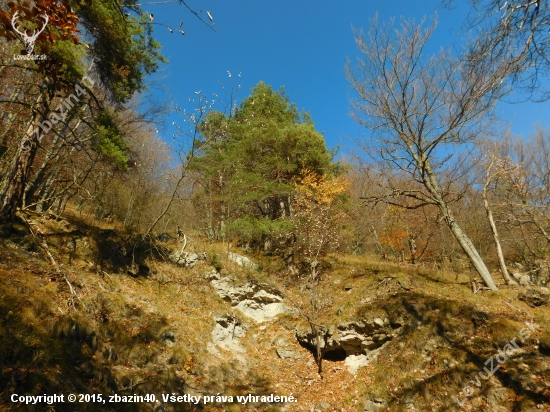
left=0, top=209, right=549, bottom=411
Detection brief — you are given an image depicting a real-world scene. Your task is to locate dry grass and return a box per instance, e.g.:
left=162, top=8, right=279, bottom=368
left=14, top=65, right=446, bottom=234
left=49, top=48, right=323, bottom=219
left=0, top=213, right=549, bottom=411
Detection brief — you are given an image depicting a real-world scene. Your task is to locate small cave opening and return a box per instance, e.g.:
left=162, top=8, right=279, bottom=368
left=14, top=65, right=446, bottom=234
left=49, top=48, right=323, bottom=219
left=322, top=347, right=347, bottom=361
left=298, top=340, right=349, bottom=362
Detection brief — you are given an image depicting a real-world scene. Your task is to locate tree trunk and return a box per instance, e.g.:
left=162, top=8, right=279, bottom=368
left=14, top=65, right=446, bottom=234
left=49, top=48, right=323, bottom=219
left=315, top=325, right=323, bottom=375
left=482, top=179, right=517, bottom=285
left=0, top=123, right=40, bottom=223
left=443, top=214, right=498, bottom=290
left=422, top=158, right=498, bottom=290
left=0, top=90, right=46, bottom=223
left=371, top=226, right=387, bottom=261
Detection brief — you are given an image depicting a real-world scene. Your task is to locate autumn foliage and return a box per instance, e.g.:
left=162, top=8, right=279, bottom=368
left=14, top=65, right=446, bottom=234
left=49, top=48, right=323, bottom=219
left=291, top=169, right=349, bottom=262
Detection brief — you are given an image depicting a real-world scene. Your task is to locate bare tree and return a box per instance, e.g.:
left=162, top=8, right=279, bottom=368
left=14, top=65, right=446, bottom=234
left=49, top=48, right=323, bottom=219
left=286, top=171, right=349, bottom=376
left=480, top=144, right=518, bottom=285
left=498, top=127, right=550, bottom=260
left=443, top=0, right=550, bottom=100
left=345, top=16, right=518, bottom=290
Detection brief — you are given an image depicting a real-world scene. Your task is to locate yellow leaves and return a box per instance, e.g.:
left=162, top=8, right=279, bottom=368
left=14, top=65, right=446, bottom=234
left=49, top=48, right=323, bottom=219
left=291, top=169, right=349, bottom=258
left=294, top=168, right=349, bottom=206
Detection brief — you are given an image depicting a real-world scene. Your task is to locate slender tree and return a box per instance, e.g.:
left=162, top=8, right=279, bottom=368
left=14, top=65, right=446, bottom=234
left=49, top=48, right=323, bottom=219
left=345, top=16, right=518, bottom=290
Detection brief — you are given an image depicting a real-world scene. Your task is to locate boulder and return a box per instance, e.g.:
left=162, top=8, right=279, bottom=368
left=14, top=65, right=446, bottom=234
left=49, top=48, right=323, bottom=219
left=518, top=288, right=550, bottom=307
left=169, top=252, right=200, bottom=268
left=208, top=275, right=287, bottom=322
left=228, top=252, right=258, bottom=270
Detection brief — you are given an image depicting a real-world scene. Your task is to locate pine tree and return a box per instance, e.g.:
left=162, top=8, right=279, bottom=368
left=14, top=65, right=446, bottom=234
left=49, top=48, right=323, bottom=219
left=191, top=81, right=340, bottom=248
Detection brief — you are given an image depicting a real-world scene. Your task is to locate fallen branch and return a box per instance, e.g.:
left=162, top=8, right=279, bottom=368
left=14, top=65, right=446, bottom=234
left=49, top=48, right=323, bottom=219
left=22, top=216, right=80, bottom=310
left=41, top=238, right=80, bottom=311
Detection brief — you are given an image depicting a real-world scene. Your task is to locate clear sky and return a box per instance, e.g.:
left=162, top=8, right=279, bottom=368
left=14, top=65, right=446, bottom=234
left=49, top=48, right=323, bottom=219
left=143, top=0, right=549, bottom=154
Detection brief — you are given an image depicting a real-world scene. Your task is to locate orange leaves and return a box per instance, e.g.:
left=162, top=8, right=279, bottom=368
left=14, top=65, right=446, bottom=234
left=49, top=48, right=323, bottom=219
left=0, top=0, right=80, bottom=56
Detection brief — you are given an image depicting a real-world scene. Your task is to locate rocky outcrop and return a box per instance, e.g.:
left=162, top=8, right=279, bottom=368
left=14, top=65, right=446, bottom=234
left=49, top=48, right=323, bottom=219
left=169, top=252, right=201, bottom=268
left=227, top=252, right=258, bottom=270
left=208, top=313, right=248, bottom=363
left=296, top=317, right=401, bottom=373
left=297, top=317, right=399, bottom=356
left=518, top=288, right=550, bottom=307
left=212, top=313, right=247, bottom=346
left=205, top=270, right=287, bottom=322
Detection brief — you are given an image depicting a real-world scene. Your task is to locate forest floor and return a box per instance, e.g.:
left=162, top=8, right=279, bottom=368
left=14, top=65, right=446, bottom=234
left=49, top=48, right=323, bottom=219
left=1, top=208, right=549, bottom=411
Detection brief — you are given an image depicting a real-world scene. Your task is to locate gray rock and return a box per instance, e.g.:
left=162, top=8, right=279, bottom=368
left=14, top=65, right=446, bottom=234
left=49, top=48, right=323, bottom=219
left=210, top=277, right=287, bottom=322
left=204, top=269, right=221, bottom=281
left=227, top=252, right=258, bottom=270
left=512, top=272, right=532, bottom=286
left=518, top=288, right=550, bottom=307
left=212, top=313, right=246, bottom=346
left=169, top=251, right=200, bottom=268
left=363, top=398, right=386, bottom=411
left=276, top=348, right=302, bottom=360
left=161, top=331, right=176, bottom=347
left=345, top=354, right=369, bottom=374
left=296, top=317, right=400, bottom=373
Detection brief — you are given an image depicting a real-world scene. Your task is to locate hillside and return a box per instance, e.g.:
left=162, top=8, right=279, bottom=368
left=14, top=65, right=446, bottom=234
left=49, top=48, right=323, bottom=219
left=0, top=209, right=549, bottom=412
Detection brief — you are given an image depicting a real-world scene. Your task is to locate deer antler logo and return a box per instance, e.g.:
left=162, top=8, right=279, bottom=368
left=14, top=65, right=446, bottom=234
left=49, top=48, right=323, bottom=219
left=11, top=11, right=49, bottom=54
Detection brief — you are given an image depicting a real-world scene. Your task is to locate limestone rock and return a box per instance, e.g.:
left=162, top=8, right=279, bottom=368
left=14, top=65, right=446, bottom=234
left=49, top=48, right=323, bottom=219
left=169, top=251, right=200, bottom=268
left=518, top=288, right=550, bottom=307
left=212, top=313, right=246, bottom=349
left=276, top=348, right=303, bottom=360
left=345, top=354, right=370, bottom=374
left=209, top=276, right=287, bottom=322
left=228, top=252, right=258, bottom=270
left=296, top=317, right=401, bottom=373
left=204, top=269, right=221, bottom=281
left=336, top=319, right=395, bottom=355
left=512, top=272, right=533, bottom=286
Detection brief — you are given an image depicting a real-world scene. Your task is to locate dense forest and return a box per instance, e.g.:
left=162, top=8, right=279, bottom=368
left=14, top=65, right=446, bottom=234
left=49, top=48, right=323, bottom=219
left=1, top=0, right=550, bottom=411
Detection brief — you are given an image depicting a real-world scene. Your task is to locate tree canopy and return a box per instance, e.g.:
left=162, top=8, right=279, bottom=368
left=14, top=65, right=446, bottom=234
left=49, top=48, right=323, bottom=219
left=190, top=81, right=340, bottom=246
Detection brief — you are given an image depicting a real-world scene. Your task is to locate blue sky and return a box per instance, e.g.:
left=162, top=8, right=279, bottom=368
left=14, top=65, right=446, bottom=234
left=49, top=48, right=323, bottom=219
left=143, top=0, right=549, bottom=154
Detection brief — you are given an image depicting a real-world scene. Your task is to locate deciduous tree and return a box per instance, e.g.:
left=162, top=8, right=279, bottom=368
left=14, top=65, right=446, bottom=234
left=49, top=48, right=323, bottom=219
left=345, top=16, right=517, bottom=290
